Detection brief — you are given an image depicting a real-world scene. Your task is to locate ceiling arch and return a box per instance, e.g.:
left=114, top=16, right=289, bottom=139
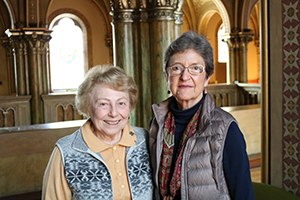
left=2, top=0, right=15, bottom=29
left=184, top=0, right=230, bottom=34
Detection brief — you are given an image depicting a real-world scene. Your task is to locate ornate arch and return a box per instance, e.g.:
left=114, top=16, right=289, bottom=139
left=45, top=0, right=110, bottom=31
left=3, top=0, right=15, bottom=29
left=241, top=0, right=259, bottom=30
left=198, top=10, right=218, bottom=36
left=250, top=3, right=260, bottom=40
left=185, top=0, right=230, bottom=35
left=48, top=8, right=93, bottom=68
left=212, top=0, right=230, bottom=34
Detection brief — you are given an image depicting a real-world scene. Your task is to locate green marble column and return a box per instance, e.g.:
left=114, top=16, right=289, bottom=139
left=114, top=14, right=135, bottom=75
left=139, top=9, right=152, bottom=129
left=110, top=0, right=183, bottom=129
left=111, top=5, right=139, bottom=126
left=148, top=7, right=175, bottom=104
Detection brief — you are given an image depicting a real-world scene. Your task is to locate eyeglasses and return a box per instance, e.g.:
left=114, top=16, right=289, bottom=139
left=167, top=64, right=205, bottom=76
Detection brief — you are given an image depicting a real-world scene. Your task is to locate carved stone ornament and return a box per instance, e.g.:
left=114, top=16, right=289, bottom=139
left=110, top=0, right=183, bottom=10
left=110, top=0, right=138, bottom=10
left=112, top=10, right=140, bottom=22
left=174, top=11, right=183, bottom=24
left=147, top=7, right=175, bottom=21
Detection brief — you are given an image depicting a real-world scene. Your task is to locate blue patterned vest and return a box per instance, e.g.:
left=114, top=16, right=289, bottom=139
left=56, top=126, right=153, bottom=200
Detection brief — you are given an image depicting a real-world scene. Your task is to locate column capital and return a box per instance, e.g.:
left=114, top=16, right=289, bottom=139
left=1, top=36, right=9, bottom=48
left=147, top=7, right=175, bottom=21
left=111, top=9, right=140, bottom=23
left=110, top=0, right=139, bottom=10
left=174, top=11, right=183, bottom=25
left=22, top=28, right=52, bottom=49
left=238, top=31, right=254, bottom=44
left=5, top=28, right=52, bottom=47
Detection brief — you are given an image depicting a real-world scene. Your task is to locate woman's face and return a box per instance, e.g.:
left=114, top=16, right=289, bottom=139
left=165, top=49, right=211, bottom=110
left=89, top=84, right=130, bottom=139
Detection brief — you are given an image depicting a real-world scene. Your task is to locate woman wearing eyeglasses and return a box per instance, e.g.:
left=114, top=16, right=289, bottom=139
left=149, top=31, right=254, bottom=200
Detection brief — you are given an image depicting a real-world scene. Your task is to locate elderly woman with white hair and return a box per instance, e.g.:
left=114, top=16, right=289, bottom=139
left=42, top=65, right=153, bottom=200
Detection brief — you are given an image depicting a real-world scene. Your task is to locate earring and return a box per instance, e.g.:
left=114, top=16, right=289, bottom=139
left=167, top=90, right=170, bottom=94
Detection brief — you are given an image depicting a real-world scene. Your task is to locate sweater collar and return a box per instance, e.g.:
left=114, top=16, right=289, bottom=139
left=81, top=120, right=136, bottom=153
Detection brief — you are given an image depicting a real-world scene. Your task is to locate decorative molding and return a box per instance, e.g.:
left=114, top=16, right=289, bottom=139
left=147, top=7, right=175, bottom=21
left=112, top=9, right=140, bottom=22
left=174, top=11, right=183, bottom=24
left=27, top=0, right=38, bottom=27
left=282, top=0, right=300, bottom=196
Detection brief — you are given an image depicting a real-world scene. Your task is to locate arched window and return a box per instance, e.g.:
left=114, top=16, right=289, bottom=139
left=49, top=14, right=88, bottom=92
left=218, top=24, right=229, bottom=63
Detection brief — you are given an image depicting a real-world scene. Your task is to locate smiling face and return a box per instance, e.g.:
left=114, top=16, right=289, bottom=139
left=89, top=84, right=130, bottom=143
left=165, top=49, right=211, bottom=110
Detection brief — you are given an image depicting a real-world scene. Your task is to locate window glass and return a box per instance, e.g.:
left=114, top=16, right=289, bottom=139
left=49, top=17, right=84, bottom=92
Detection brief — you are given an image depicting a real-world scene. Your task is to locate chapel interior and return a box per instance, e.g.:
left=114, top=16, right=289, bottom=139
left=0, top=0, right=298, bottom=199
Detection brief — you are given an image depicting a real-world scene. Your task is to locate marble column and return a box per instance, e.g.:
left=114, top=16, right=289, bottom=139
left=110, top=0, right=183, bottom=129
left=238, top=32, right=254, bottom=83
left=6, top=29, right=51, bottom=124
left=1, top=37, right=15, bottom=94
left=5, top=31, right=28, bottom=96
left=255, top=39, right=260, bottom=82
left=139, top=8, right=152, bottom=129
left=110, top=1, right=140, bottom=126
left=24, top=29, right=51, bottom=124
left=223, top=31, right=253, bottom=83
left=148, top=5, right=175, bottom=105
left=223, top=32, right=239, bottom=83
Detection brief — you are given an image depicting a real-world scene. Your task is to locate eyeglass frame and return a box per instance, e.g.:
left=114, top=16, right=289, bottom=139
left=167, top=63, right=206, bottom=76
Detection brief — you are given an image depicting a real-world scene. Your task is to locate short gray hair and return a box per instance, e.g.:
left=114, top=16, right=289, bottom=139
left=164, top=30, right=214, bottom=78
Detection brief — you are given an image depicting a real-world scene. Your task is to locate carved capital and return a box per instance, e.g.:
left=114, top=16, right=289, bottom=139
left=239, top=32, right=254, bottom=44
left=1, top=36, right=10, bottom=48
left=175, top=0, right=184, bottom=12
left=5, top=28, right=52, bottom=49
left=221, top=33, right=238, bottom=49
left=174, top=11, right=183, bottom=24
left=222, top=31, right=254, bottom=49
left=1, top=36, right=13, bottom=57
left=147, top=7, right=175, bottom=21
left=110, top=0, right=139, bottom=10
left=140, top=10, right=148, bottom=21
left=112, top=9, right=140, bottom=22
left=148, top=0, right=177, bottom=8
left=23, top=29, right=52, bottom=49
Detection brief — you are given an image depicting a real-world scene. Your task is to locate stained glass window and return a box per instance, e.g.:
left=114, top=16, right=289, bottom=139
left=49, top=17, right=85, bottom=92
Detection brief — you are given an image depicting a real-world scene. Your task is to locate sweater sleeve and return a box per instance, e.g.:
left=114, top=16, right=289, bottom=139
left=223, top=122, right=255, bottom=200
left=42, top=147, right=72, bottom=200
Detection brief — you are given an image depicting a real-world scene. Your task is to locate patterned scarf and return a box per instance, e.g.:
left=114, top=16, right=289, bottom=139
left=159, top=105, right=202, bottom=200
